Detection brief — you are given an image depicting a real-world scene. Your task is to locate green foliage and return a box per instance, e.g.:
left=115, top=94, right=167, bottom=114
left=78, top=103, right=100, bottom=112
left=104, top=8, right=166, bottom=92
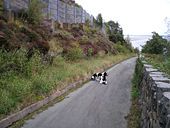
left=93, top=34, right=98, bottom=39
left=113, top=42, right=129, bottom=54
left=81, top=35, right=89, bottom=43
left=65, top=42, right=83, bottom=61
left=86, top=47, right=93, bottom=57
left=0, top=48, right=44, bottom=117
left=95, top=13, right=103, bottom=28
left=0, top=0, right=5, bottom=15
left=142, top=32, right=168, bottom=54
left=108, top=20, right=125, bottom=44
left=83, top=26, right=92, bottom=35
left=32, top=74, right=54, bottom=95
left=26, top=0, right=46, bottom=25
left=124, top=35, right=134, bottom=52
left=64, top=32, right=73, bottom=38
left=143, top=54, right=170, bottom=75
left=85, top=19, right=91, bottom=26
left=104, top=22, right=110, bottom=39
left=134, top=48, right=140, bottom=54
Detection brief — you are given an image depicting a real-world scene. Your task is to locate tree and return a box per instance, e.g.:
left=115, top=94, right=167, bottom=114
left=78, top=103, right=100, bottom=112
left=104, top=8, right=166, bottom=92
left=107, top=20, right=124, bottom=44
left=142, top=32, right=167, bottom=54
left=95, top=13, right=103, bottom=28
left=125, top=35, right=134, bottom=52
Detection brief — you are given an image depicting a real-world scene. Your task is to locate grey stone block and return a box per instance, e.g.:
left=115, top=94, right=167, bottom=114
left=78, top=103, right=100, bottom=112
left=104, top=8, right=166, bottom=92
left=152, top=77, right=170, bottom=83
left=144, top=64, right=154, bottom=68
left=145, top=68, right=158, bottom=72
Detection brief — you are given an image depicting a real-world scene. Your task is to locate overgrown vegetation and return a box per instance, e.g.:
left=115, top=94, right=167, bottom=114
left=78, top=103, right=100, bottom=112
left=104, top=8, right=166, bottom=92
left=125, top=58, right=143, bottom=128
left=142, top=54, right=170, bottom=75
left=141, top=32, right=170, bottom=75
left=26, top=0, right=46, bottom=25
left=142, top=32, right=169, bottom=54
left=0, top=50, right=134, bottom=119
left=0, top=0, right=5, bottom=15
left=0, top=1, right=136, bottom=120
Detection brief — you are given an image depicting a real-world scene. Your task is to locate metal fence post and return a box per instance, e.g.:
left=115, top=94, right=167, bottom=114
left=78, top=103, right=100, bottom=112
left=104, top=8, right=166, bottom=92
left=56, top=0, right=59, bottom=21
left=81, top=9, right=83, bottom=23
left=47, top=0, right=50, bottom=19
left=6, top=0, right=10, bottom=9
left=84, top=10, right=86, bottom=23
left=65, top=4, right=67, bottom=23
left=74, top=6, right=76, bottom=23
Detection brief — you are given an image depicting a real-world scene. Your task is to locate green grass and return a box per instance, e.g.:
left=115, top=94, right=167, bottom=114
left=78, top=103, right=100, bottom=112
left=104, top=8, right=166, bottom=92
left=125, top=58, right=143, bottom=128
left=0, top=49, right=135, bottom=120
left=142, top=54, right=170, bottom=75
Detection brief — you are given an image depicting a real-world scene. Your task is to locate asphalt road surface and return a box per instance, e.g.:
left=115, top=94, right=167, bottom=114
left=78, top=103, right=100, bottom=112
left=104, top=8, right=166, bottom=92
left=23, top=57, right=137, bottom=128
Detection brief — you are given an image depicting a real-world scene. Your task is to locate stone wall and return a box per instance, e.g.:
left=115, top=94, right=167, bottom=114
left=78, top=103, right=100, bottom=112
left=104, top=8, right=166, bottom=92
left=139, top=60, right=170, bottom=128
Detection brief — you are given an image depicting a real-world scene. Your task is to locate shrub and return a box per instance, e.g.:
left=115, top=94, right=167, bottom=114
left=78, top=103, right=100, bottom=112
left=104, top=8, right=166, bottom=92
left=113, top=42, right=129, bottom=54
left=85, top=47, right=93, bottom=57
left=83, top=26, right=92, bottom=35
left=65, top=42, right=83, bottom=61
left=81, top=35, right=89, bottom=43
left=93, top=34, right=98, bottom=39
left=0, top=0, right=5, bottom=15
left=32, top=74, right=54, bottom=95
left=26, top=0, right=46, bottom=25
left=85, top=19, right=91, bottom=26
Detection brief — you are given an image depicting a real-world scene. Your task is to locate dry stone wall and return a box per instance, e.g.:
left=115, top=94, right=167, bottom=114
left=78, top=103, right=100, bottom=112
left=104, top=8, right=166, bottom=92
left=140, top=60, right=170, bottom=128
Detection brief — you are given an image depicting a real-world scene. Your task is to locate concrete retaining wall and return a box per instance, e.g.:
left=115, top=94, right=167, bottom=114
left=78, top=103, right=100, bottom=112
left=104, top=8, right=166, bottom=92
left=140, top=60, right=170, bottom=128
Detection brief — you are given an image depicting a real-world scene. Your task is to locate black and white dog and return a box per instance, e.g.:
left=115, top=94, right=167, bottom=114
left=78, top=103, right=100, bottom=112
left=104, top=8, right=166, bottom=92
left=91, top=72, right=108, bottom=85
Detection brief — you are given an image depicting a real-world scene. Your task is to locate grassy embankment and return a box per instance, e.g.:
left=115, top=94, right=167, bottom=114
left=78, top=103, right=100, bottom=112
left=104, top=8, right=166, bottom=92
left=0, top=0, right=136, bottom=120
left=0, top=47, right=135, bottom=120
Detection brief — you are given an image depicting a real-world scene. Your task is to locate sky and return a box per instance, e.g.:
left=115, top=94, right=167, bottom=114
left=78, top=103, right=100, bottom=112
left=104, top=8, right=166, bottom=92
left=75, top=0, right=170, bottom=35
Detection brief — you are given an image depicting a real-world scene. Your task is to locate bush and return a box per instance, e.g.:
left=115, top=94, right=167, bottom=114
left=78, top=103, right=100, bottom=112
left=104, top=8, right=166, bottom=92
left=83, top=26, right=92, bottom=35
left=113, top=42, right=129, bottom=54
left=81, top=35, right=89, bottom=43
left=142, top=32, right=168, bottom=54
left=0, top=48, right=45, bottom=117
left=65, top=42, right=83, bottom=61
left=26, top=0, right=46, bottom=25
left=0, top=48, right=43, bottom=77
left=0, top=0, right=5, bottom=15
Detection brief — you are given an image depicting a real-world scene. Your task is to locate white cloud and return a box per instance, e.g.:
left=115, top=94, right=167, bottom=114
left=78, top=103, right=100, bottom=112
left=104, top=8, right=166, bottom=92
left=75, top=0, right=170, bottom=35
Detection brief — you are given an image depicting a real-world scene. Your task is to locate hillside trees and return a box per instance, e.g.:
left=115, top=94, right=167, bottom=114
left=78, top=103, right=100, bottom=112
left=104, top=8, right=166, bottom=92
left=107, top=20, right=125, bottom=44
left=94, top=13, right=103, bottom=28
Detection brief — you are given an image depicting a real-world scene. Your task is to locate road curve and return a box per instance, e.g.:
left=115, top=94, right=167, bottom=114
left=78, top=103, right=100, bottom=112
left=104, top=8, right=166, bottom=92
left=23, top=57, right=137, bottom=128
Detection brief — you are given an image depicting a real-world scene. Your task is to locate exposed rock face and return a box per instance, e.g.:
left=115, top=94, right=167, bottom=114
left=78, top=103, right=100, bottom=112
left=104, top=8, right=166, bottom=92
left=139, top=61, right=170, bottom=128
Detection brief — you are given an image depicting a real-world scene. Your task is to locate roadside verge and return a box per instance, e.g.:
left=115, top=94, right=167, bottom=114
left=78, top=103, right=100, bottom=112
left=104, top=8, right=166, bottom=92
left=0, top=55, right=136, bottom=128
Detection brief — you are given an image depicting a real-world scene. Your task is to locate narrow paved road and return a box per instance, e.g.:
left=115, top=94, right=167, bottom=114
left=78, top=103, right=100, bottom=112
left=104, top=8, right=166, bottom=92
left=23, top=57, right=137, bottom=128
